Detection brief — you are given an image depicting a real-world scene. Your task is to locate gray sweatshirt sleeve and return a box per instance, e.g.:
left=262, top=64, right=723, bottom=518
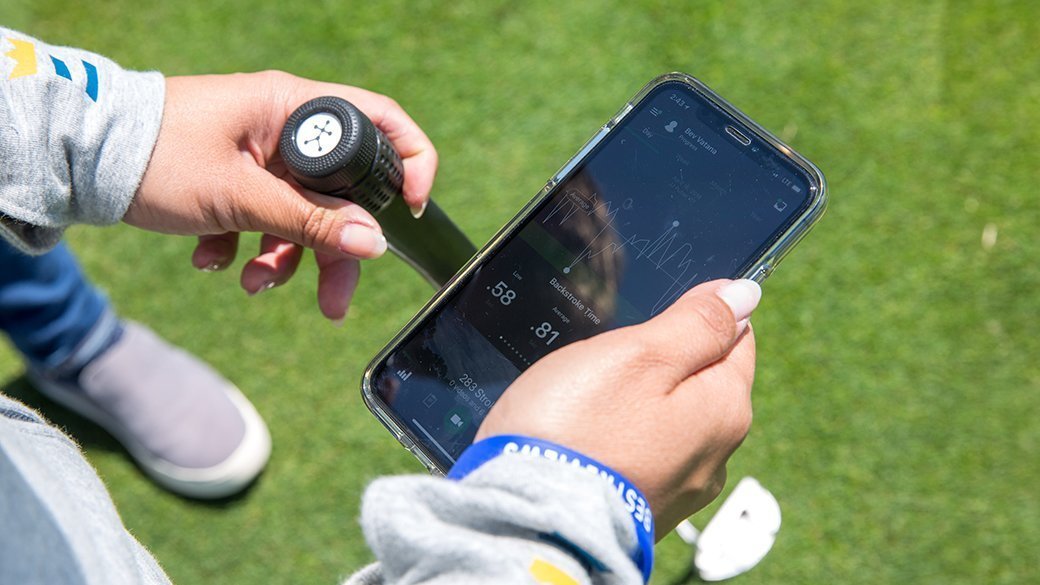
left=345, top=456, right=644, bottom=585
left=4, top=383, right=644, bottom=583
left=0, top=27, right=164, bottom=253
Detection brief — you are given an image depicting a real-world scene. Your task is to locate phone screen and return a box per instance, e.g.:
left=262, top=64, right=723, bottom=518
left=369, top=80, right=814, bottom=470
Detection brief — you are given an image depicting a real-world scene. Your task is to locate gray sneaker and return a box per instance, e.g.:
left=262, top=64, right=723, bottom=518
left=28, top=321, right=271, bottom=499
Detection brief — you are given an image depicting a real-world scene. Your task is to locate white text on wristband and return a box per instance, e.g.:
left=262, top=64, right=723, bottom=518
left=499, top=440, right=653, bottom=534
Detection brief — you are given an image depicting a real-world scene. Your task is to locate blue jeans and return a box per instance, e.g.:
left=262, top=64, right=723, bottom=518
left=0, top=240, right=118, bottom=375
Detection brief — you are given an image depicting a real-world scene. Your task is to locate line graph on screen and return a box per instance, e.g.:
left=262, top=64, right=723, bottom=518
left=542, top=188, right=704, bottom=315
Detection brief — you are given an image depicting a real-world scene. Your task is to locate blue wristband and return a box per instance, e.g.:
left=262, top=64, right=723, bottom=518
left=448, top=435, right=654, bottom=583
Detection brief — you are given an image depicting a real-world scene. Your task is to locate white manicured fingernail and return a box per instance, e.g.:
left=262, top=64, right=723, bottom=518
left=339, top=224, right=387, bottom=258
left=330, top=316, right=345, bottom=328
left=409, top=200, right=428, bottom=219
left=716, top=280, right=762, bottom=324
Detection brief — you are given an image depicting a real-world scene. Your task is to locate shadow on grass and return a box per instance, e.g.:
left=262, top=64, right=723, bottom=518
left=663, top=565, right=699, bottom=585
left=1, top=372, right=263, bottom=508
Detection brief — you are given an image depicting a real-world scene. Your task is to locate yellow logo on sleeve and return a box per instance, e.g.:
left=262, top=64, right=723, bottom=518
left=3, top=38, right=38, bottom=79
left=529, top=558, right=579, bottom=585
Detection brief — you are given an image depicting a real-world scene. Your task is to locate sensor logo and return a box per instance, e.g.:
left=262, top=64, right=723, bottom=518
left=295, top=113, right=343, bottom=158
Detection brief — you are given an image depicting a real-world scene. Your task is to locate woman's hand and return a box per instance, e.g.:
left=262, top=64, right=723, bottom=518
left=128, top=71, right=437, bottom=322
left=476, top=279, right=760, bottom=538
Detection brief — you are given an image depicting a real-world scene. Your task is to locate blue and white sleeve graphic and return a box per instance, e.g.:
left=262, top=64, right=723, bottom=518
left=0, top=28, right=165, bottom=253
left=3, top=35, right=100, bottom=101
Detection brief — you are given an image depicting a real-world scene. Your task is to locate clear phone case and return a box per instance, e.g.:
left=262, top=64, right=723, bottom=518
left=361, top=72, right=827, bottom=474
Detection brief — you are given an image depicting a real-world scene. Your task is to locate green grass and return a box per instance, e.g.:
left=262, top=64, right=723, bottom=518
left=2, top=1, right=1038, bottom=583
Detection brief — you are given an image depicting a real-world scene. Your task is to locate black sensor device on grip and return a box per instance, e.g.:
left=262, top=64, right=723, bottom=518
left=279, top=96, right=476, bottom=287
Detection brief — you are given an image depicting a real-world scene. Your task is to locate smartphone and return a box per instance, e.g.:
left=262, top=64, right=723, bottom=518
left=362, top=73, right=827, bottom=474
